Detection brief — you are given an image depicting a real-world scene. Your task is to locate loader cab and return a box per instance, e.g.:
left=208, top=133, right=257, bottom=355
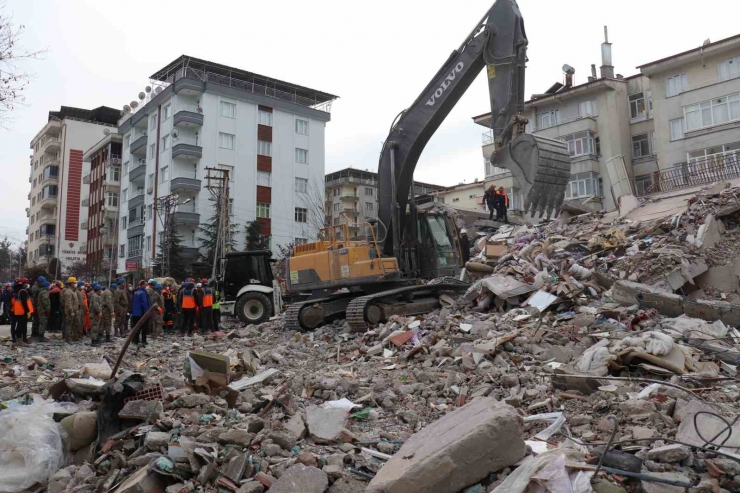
left=406, top=210, right=462, bottom=280
left=220, top=251, right=276, bottom=325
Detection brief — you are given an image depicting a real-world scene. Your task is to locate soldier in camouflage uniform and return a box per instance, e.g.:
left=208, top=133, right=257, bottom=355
left=112, top=283, right=127, bottom=337
left=101, top=285, right=114, bottom=342
left=89, top=284, right=103, bottom=346
left=151, top=284, right=164, bottom=337
left=61, top=278, right=79, bottom=342
left=36, top=280, right=51, bottom=342
left=30, top=277, right=42, bottom=339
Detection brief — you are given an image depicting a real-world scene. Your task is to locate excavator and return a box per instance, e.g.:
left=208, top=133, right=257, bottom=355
left=284, top=0, right=571, bottom=331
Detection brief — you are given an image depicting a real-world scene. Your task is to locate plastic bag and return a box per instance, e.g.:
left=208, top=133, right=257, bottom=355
left=0, top=398, right=75, bottom=492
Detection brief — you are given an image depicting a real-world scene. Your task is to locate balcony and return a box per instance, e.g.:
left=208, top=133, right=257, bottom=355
left=127, top=249, right=143, bottom=263
left=644, top=153, right=740, bottom=196
left=127, top=217, right=145, bottom=238
left=42, top=137, right=61, bottom=154
left=340, top=195, right=359, bottom=201
left=173, top=203, right=200, bottom=225
left=172, top=136, right=202, bottom=159
left=81, top=196, right=89, bottom=207
left=174, top=104, right=204, bottom=128
left=40, top=175, right=59, bottom=188
left=342, top=208, right=358, bottom=215
left=130, top=129, right=148, bottom=156
left=110, top=154, right=122, bottom=165
left=129, top=158, right=147, bottom=183
left=170, top=171, right=202, bottom=192
left=129, top=189, right=145, bottom=209
left=39, top=195, right=58, bottom=209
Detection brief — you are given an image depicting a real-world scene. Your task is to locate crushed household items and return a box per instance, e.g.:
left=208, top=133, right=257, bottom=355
left=5, top=186, right=740, bottom=493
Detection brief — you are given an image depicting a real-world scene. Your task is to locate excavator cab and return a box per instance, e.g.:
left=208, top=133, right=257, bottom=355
left=399, top=209, right=462, bottom=280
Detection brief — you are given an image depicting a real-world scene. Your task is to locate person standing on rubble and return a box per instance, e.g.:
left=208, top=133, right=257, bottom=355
left=484, top=185, right=498, bottom=221
left=36, top=280, right=51, bottom=343
left=1, top=282, right=11, bottom=324
left=76, top=281, right=87, bottom=338
left=146, top=279, right=158, bottom=338
left=179, top=278, right=196, bottom=337
left=11, top=278, right=32, bottom=345
left=111, top=283, right=126, bottom=337
left=89, top=284, right=103, bottom=347
left=162, top=285, right=176, bottom=331
left=48, top=281, right=61, bottom=333
left=30, top=276, right=43, bottom=339
left=200, top=278, right=214, bottom=334
left=101, top=283, right=114, bottom=342
left=151, top=283, right=164, bottom=338
left=212, top=280, right=221, bottom=333
left=131, top=280, right=151, bottom=346
left=61, top=278, right=78, bottom=342
left=459, top=229, right=471, bottom=264
left=496, top=186, right=509, bottom=224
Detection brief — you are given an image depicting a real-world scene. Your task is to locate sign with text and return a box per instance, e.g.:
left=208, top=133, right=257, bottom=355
left=125, top=261, right=138, bottom=271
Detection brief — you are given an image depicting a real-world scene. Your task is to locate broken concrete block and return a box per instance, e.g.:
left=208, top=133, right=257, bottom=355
left=60, top=412, right=98, bottom=452
left=646, top=444, right=690, bottom=463
left=619, top=400, right=656, bottom=418
left=268, top=464, right=328, bottom=493
left=145, top=432, right=170, bottom=451
left=693, top=214, right=721, bottom=250
left=236, top=483, right=265, bottom=493
left=176, top=393, right=210, bottom=408
left=695, top=266, right=738, bottom=292
left=228, top=368, right=280, bottom=391
left=306, top=406, right=347, bottom=444
left=119, top=400, right=164, bottom=422
left=366, top=397, right=525, bottom=493
left=115, top=467, right=166, bottom=493
left=268, top=430, right=297, bottom=450
left=218, top=429, right=255, bottom=447
left=189, top=350, right=230, bottom=379
left=640, top=472, right=690, bottom=493
left=221, top=453, right=249, bottom=482
left=612, top=281, right=684, bottom=317
left=282, top=413, right=306, bottom=440
left=328, top=477, right=369, bottom=493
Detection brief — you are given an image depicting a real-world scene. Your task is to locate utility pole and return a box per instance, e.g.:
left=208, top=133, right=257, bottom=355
left=204, top=167, right=230, bottom=280
left=156, top=193, right=181, bottom=277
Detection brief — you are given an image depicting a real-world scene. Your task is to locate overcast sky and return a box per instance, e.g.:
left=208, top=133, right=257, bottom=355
left=2, top=0, right=739, bottom=246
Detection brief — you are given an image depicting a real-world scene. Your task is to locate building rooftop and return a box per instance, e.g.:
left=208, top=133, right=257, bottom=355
left=49, top=105, right=121, bottom=125
left=637, top=33, right=740, bottom=72
left=325, top=167, right=445, bottom=190
left=151, top=55, right=339, bottom=110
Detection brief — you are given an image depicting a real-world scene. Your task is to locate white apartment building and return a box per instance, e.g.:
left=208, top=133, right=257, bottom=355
left=27, top=106, right=120, bottom=275
left=116, top=56, right=337, bottom=277
left=430, top=182, right=486, bottom=211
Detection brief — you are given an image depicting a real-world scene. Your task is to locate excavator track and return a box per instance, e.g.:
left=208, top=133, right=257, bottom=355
left=346, top=281, right=470, bottom=333
left=284, top=293, right=357, bottom=331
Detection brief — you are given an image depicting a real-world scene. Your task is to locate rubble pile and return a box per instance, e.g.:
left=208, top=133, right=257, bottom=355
left=4, top=188, right=740, bottom=493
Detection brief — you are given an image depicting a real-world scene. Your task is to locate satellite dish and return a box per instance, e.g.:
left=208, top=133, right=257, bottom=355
left=703, top=38, right=711, bottom=46
left=130, top=101, right=139, bottom=109
left=154, top=87, right=163, bottom=94
left=123, top=105, right=131, bottom=114
left=171, top=129, right=179, bottom=139
left=562, top=64, right=575, bottom=75
left=103, top=128, right=111, bottom=136
left=145, top=86, right=152, bottom=93
left=138, top=92, right=146, bottom=100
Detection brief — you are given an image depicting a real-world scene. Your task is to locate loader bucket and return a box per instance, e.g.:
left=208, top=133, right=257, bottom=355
left=492, top=134, right=572, bottom=218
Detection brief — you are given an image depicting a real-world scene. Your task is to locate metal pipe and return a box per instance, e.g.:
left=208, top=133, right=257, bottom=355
left=109, top=304, right=157, bottom=379
left=593, top=415, right=617, bottom=477
left=599, top=467, right=694, bottom=488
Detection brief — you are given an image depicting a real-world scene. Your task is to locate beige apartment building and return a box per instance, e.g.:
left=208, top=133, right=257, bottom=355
left=474, top=32, right=740, bottom=217
left=430, top=181, right=486, bottom=211
left=324, top=167, right=444, bottom=237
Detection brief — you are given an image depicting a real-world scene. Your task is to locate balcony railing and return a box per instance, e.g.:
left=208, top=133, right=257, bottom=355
left=128, top=218, right=145, bottom=228
left=130, top=189, right=145, bottom=199
left=172, top=171, right=198, bottom=180
left=176, top=104, right=203, bottom=114
left=173, top=136, right=199, bottom=147
left=177, top=203, right=199, bottom=214
left=128, top=249, right=143, bottom=258
left=644, top=153, right=740, bottom=196
left=482, top=130, right=494, bottom=145
left=132, top=128, right=148, bottom=141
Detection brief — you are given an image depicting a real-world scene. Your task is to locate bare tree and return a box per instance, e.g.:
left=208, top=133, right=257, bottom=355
left=0, top=1, right=44, bottom=126
left=297, top=176, right=327, bottom=241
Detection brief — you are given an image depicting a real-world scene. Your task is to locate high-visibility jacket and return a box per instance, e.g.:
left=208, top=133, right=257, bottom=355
left=12, top=289, right=33, bottom=315
left=181, top=288, right=196, bottom=309
left=202, top=287, right=214, bottom=308
left=213, top=290, right=220, bottom=310
left=496, top=190, right=509, bottom=207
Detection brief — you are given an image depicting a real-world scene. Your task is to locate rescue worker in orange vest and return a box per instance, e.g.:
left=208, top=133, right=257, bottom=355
left=179, top=279, right=196, bottom=337
left=162, top=285, right=176, bottom=330
left=200, top=278, right=214, bottom=333
left=496, top=186, right=509, bottom=224
left=11, top=278, right=33, bottom=345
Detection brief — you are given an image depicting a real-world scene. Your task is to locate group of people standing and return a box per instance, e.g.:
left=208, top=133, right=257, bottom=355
left=484, top=185, right=509, bottom=224
left=0, top=275, right=222, bottom=347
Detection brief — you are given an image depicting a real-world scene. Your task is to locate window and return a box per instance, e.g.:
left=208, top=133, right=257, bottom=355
left=452, top=197, right=460, bottom=203
left=33, top=178, right=36, bottom=187
left=258, top=109, right=272, bottom=126
left=365, top=202, right=374, bottom=211
left=256, top=202, right=270, bottom=218
left=634, top=175, right=653, bottom=197
left=219, top=132, right=235, bottom=150
left=122, top=188, right=128, bottom=202
left=505, top=188, right=524, bottom=211
left=295, top=148, right=308, bottom=164
left=333, top=203, right=340, bottom=212
left=150, top=114, right=157, bottom=130
left=147, top=205, right=152, bottom=220
left=629, top=93, right=646, bottom=119
left=670, top=118, right=685, bottom=141
left=159, top=166, right=169, bottom=183
left=333, top=188, right=340, bottom=197
left=149, top=143, right=155, bottom=159
left=124, top=134, right=131, bottom=149
left=257, top=171, right=271, bottom=187
left=540, top=110, right=560, bottom=129
left=106, top=192, right=119, bottom=208
left=578, top=100, right=597, bottom=117
left=119, top=244, right=125, bottom=258
left=163, top=104, right=171, bottom=120
left=565, top=172, right=601, bottom=199
left=296, top=119, right=309, bottom=135
left=295, top=177, right=308, bottom=193
left=220, top=101, right=236, bottom=118
left=632, top=134, right=651, bottom=158
left=295, top=238, right=308, bottom=246
left=295, top=207, right=308, bottom=223
left=257, top=140, right=272, bottom=156
left=108, top=167, right=120, bottom=182
left=719, top=56, right=740, bottom=82
left=685, top=93, right=740, bottom=132
left=121, top=216, right=127, bottom=230
left=666, top=73, right=688, bottom=97
left=229, top=198, right=234, bottom=216
left=560, top=131, right=596, bottom=157
left=365, top=187, right=374, bottom=196
left=145, top=236, right=151, bottom=253
left=161, top=134, right=170, bottom=150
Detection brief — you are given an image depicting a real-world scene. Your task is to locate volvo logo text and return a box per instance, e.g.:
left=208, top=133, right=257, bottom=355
left=426, top=62, right=465, bottom=106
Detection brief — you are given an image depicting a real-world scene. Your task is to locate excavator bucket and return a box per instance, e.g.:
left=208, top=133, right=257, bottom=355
left=492, top=134, right=572, bottom=218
